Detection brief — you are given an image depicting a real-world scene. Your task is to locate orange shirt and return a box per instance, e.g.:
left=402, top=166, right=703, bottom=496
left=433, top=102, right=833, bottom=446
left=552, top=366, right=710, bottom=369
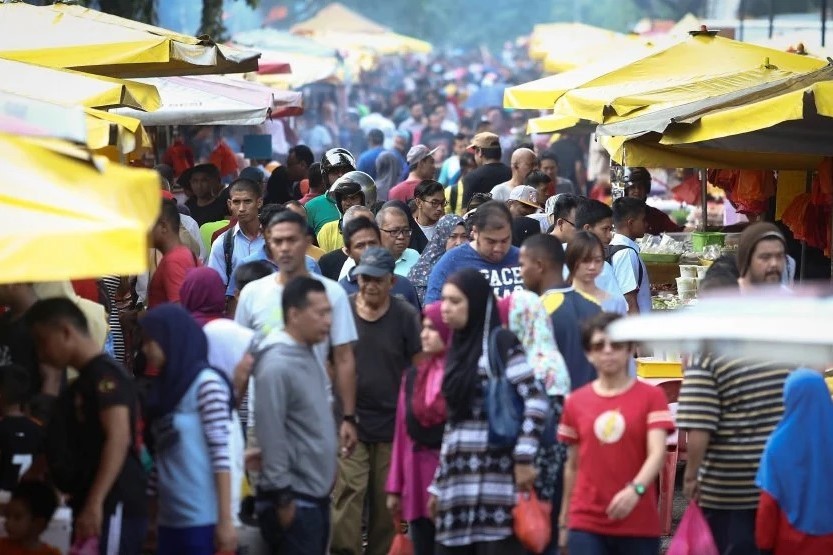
left=0, top=538, right=61, bottom=555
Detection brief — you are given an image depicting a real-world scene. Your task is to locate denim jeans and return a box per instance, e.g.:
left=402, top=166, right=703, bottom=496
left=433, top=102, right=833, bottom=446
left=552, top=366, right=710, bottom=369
left=258, top=499, right=330, bottom=555
left=566, top=529, right=659, bottom=555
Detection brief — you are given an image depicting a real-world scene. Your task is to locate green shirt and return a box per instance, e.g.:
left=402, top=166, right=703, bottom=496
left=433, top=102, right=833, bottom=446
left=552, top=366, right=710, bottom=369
left=304, top=195, right=340, bottom=234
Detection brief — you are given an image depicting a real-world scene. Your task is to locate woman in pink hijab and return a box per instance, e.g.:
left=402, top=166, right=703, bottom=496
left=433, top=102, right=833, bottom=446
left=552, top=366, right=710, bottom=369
left=386, top=301, right=450, bottom=555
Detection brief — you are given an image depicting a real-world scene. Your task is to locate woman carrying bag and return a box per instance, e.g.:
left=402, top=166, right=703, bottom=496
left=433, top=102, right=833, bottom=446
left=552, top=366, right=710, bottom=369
left=386, top=301, right=449, bottom=555
left=428, top=269, right=548, bottom=555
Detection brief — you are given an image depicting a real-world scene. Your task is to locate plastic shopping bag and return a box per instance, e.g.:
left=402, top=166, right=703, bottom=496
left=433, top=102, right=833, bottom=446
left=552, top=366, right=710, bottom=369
left=667, top=502, right=719, bottom=555
left=512, top=491, right=552, bottom=554
left=387, top=521, right=414, bottom=555
left=69, top=537, right=99, bottom=555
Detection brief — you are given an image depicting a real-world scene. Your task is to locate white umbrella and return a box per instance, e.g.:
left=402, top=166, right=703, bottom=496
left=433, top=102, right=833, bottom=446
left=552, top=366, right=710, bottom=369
left=111, top=75, right=303, bottom=126
left=607, top=286, right=833, bottom=367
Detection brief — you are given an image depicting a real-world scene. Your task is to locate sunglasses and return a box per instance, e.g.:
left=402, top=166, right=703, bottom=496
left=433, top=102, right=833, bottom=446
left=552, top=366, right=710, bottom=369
left=587, top=339, right=631, bottom=353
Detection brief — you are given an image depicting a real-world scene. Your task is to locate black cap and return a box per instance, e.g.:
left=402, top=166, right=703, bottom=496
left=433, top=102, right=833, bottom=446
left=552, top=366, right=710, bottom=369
left=353, top=247, right=396, bottom=277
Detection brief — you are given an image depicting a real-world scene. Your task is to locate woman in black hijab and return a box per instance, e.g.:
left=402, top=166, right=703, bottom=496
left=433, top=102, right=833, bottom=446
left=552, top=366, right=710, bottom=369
left=429, top=269, right=548, bottom=554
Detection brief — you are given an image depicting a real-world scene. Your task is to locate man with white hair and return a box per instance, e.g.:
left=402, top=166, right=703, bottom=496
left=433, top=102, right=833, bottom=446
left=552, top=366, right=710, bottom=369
left=490, top=147, right=537, bottom=201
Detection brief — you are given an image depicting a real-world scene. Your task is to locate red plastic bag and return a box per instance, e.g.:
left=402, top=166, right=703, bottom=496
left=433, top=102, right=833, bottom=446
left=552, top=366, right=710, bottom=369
left=387, top=530, right=414, bottom=555
left=667, top=502, right=719, bottom=555
left=512, top=491, right=552, bottom=554
left=69, top=537, right=99, bottom=555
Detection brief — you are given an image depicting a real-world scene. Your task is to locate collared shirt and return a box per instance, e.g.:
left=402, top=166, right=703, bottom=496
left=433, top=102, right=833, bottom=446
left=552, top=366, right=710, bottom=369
left=341, top=248, right=420, bottom=279
left=609, top=233, right=651, bottom=313
left=207, top=224, right=264, bottom=296
left=228, top=247, right=321, bottom=295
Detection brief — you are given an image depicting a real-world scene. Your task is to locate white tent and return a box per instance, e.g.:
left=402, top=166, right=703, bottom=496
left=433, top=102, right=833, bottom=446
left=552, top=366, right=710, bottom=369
left=111, top=75, right=303, bottom=126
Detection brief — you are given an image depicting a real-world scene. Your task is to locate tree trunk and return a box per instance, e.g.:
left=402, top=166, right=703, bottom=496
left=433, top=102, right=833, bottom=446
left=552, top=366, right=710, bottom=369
left=200, top=0, right=226, bottom=41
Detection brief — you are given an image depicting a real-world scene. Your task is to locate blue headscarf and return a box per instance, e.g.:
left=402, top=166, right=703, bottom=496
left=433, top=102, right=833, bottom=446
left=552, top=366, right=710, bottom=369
left=141, top=304, right=212, bottom=419
left=756, top=368, right=833, bottom=535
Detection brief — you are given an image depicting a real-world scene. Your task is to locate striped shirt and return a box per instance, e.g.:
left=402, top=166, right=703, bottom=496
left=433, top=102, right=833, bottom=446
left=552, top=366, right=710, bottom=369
left=676, top=354, right=789, bottom=510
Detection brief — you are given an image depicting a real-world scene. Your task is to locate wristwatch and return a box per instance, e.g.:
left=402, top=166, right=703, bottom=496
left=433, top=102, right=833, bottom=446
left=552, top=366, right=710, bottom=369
left=630, top=482, right=646, bottom=496
left=343, top=414, right=359, bottom=424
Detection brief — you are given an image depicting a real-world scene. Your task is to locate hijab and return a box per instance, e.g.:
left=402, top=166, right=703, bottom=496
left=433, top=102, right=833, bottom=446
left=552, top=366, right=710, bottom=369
left=411, top=302, right=451, bottom=428
left=375, top=151, right=401, bottom=202
left=408, top=214, right=465, bottom=305
left=504, top=290, right=570, bottom=396
left=180, top=267, right=227, bottom=326
left=756, top=368, right=833, bottom=535
left=141, top=303, right=212, bottom=419
left=442, top=269, right=501, bottom=423
left=381, top=199, right=427, bottom=253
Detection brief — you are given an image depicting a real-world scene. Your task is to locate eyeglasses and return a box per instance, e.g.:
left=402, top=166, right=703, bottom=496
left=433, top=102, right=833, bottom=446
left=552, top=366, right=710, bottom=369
left=420, top=198, right=449, bottom=208
left=561, top=219, right=576, bottom=228
left=587, top=339, right=630, bottom=353
left=381, top=228, right=412, bottom=238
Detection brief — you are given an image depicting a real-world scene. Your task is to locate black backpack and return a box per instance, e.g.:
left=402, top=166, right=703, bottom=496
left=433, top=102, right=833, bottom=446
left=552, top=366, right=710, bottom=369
left=605, top=244, right=644, bottom=288
left=223, top=227, right=235, bottom=284
left=404, top=367, right=444, bottom=449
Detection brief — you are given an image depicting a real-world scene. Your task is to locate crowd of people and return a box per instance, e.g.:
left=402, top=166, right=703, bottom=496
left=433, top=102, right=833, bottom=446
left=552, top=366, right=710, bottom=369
left=0, top=47, right=830, bottom=555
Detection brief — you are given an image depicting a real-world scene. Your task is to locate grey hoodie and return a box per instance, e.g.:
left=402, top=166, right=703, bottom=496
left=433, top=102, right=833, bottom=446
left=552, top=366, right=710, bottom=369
left=254, top=331, right=337, bottom=501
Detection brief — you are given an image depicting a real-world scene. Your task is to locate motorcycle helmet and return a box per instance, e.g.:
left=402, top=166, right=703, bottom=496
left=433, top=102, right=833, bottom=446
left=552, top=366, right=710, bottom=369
left=320, top=148, right=356, bottom=182
left=327, top=171, right=377, bottom=215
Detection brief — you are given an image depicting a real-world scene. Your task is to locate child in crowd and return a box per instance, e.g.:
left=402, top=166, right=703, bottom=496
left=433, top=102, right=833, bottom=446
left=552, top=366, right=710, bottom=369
left=0, top=365, right=44, bottom=492
left=0, top=480, right=61, bottom=555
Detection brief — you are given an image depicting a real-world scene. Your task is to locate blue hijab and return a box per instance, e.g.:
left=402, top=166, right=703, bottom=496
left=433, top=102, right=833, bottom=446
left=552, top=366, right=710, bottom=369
left=756, top=368, right=833, bottom=535
left=141, top=303, right=212, bottom=419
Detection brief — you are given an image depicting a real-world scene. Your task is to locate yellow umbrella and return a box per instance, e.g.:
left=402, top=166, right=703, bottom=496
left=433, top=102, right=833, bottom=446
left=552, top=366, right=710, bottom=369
left=291, top=2, right=389, bottom=35
left=0, top=133, right=159, bottom=283
left=542, top=33, right=654, bottom=74
left=599, top=66, right=833, bottom=169
left=551, top=34, right=826, bottom=126
left=0, top=58, right=160, bottom=111
left=0, top=2, right=259, bottom=78
left=85, top=108, right=151, bottom=154
left=505, top=39, right=668, bottom=110
left=529, top=23, right=621, bottom=61
left=303, top=30, right=432, bottom=56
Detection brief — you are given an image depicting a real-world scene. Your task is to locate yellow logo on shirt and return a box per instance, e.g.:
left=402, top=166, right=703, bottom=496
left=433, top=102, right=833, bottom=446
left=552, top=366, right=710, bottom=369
left=593, top=409, right=626, bottom=444
left=98, top=379, right=117, bottom=394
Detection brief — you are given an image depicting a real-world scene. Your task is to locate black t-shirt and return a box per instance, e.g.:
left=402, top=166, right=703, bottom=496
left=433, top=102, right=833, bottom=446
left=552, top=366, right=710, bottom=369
left=0, top=415, right=43, bottom=491
left=512, top=217, right=541, bottom=247
left=549, top=141, right=584, bottom=185
left=350, top=296, right=421, bottom=443
left=462, top=162, right=512, bottom=205
left=0, top=312, right=41, bottom=396
left=318, top=249, right=349, bottom=281
left=185, top=196, right=229, bottom=227
left=421, top=128, right=455, bottom=156
left=65, top=355, right=147, bottom=516
left=544, top=289, right=601, bottom=390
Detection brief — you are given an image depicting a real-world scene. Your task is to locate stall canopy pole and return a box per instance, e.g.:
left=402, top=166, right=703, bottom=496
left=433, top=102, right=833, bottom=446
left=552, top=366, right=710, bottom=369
left=800, top=171, right=812, bottom=282
left=768, top=0, right=775, bottom=39
left=700, top=169, right=708, bottom=231
left=823, top=0, right=829, bottom=47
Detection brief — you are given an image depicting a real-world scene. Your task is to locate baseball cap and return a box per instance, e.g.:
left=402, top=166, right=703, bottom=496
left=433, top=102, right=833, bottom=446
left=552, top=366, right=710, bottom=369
left=353, top=247, right=396, bottom=278
left=467, top=132, right=500, bottom=150
left=406, top=144, right=438, bottom=165
left=509, top=186, right=541, bottom=209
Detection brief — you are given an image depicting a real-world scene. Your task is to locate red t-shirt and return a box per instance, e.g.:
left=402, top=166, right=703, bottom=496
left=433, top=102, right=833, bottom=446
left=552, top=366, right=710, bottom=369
left=558, top=380, right=675, bottom=537
left=756, top=491, right=833, bottom=554
left=388, top=179, right=420, bottom=203
left=148, top=245, right=199, bottom=308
